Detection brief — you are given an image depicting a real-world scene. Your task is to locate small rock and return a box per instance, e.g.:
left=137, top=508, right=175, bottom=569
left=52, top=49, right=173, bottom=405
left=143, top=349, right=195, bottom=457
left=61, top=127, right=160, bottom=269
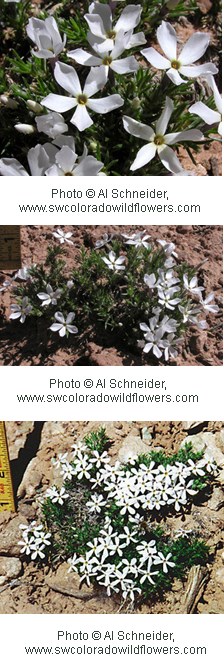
left=17, top=457, right=42, bottom=498
left=207, top=488, right=224, bottom=511
left=182, top=422, right=207, bottom=432
left=118, top=436, right=155, bottom=463
left=221, top=552, right=224, bottom=565
left=46, top=562, right=94, bottom=597
left=0, top=557, right=22, bottom=585
left=141, top=427, right=152, bottom=442
left=215, top=568, right=224, bottom=591
left=180, top=434, right=206, bottom=453
left=0, top=513, right=28, bottom=557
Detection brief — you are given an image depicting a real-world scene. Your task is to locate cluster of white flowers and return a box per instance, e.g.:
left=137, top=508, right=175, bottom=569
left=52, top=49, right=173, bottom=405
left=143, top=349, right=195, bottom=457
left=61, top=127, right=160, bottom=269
left=18, top=521, right=51, bottom=560
left=33, top=438, right=216, bottom=602
left=17, top=430, right=218, bottom=604
left=0, top=2, right=221, bottom=176
left=3, top=228, right=219, bottom=358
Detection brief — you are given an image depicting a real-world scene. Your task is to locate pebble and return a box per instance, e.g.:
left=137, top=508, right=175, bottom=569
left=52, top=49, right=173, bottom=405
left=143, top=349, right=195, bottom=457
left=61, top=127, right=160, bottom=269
left=0, top=557, right=22, bottom=586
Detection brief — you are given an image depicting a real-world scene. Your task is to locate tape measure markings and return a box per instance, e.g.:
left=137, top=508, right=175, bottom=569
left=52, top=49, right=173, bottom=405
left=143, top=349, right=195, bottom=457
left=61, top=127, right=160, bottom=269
left=0, top=226, right=21, bottom=270
left=0, top=422, right=15, bottom=512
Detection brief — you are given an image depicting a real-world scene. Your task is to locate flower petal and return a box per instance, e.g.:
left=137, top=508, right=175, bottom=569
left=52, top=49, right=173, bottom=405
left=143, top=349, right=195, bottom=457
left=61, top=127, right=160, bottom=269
left=70, top=105, right=93, bottom=131
left=141, top=47, right=170, bottom=70
left=180, top=63, right=218, bottom=78
left=123, top=116, right=154, bottom=141
left=164, top=129, right=204, bottom=144
left=157, top=21, right=177, bottom=61
left=59, top=326, right=66, bottom=337
left=88, top=94, right=123, bottom=113
left=189, top=101, right=221, bottom=125
left=131, top=144, right=156, bottom=171
left=68, top=49, right=101, bottom=67
left=41, top=93, right=76, bottom=113
left=83, top=65, right=107, bottom=97
left=84, top=13, right=106, bottom=40
left=74, top=156, right=103, bottom=176
left=115, top=5, right=142, bottom=32
left=207, top=75, right=222, bottom=114
left=111, top=56, right=139, bottom=75
left=0, top=158, right=28, bottom=176
left=156, top=96, right=174, bottom=135
left=158, top=145, right=184, bottom=174
left=179, top=32, right=209, bottom=65
left=56, top=146, right=76, bottom=172
left=54, top=311, right=65, bottom=323
left=50, top=323, right=63, bottom=331
left=167, top=68, right=185, bottom=85
left=54, top=61, right=82, bottom=96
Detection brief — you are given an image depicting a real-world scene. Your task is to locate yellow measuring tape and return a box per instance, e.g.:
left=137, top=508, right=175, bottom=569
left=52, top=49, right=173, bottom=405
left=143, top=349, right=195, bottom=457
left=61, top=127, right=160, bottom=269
left=0, top=422, right=15, bottom=512
left=0, top=225, right=21, bottom=270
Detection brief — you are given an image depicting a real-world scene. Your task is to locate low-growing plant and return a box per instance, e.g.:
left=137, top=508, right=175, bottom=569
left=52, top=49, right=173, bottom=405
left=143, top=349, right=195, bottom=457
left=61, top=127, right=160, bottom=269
left=0, top=0, right=221, bottom=176
left=18, top=428, right=219, bottom=607
left=3, top=227, right=219, bottom=364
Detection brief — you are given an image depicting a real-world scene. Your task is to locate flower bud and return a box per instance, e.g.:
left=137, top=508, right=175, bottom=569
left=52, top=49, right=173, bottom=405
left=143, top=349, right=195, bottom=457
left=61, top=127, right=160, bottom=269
left=26, top=99, right=43, bottom=113
left=131, top=97, right=141, bottom=110
left=0, top=95, right=18, bottom=109
left=89, top=140, right=98, bottom=152
left=14, top=123, right=35, bottom=135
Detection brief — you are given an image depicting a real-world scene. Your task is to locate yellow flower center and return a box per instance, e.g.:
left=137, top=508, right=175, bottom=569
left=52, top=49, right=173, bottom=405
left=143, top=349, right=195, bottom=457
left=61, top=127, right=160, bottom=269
left=102, top=56, right=112, bottom=66
left=154, top=134, right=165, bottom=146
left=171, top=59, right=181, bottom=70
left=107, top=29, right=116, bottom=39
left=77, top=94, right=88, bottom=105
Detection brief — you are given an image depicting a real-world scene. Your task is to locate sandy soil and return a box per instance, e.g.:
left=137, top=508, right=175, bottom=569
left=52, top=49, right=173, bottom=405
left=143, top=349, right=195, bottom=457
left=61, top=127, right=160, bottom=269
left=0, top=225, right=222, bottom=367
left=0, top=420, right=224, bottom=614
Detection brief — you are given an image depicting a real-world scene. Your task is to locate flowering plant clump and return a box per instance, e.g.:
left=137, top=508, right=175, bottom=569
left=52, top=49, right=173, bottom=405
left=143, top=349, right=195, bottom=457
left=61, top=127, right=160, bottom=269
left=0, top=0, right=221, bottom=176
left=3, top=228, right=219, bottom=365
left=18, top=428, right=218, bottom=606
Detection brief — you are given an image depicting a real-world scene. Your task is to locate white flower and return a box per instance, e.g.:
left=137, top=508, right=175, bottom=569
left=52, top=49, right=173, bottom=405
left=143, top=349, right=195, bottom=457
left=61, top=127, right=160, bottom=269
left=42, top=63, right=124, bottom=131
left=14, top=267, right=32, bottom=281
left=102, top=250, right=126, bottom=271
left=139, top=558, right=159, bottom=585
left=163, top=333, right=183, bottom=361
left=49, top=312, right=78, bottom=337
left=183, top=273, right=204, bottom=296
left=30, top=543, right=46, bottom=560
left=95, top=233, right=113, bottom=248
left=85, top=2, right=146, bottom=53
left=0, top=143, right=56, bottom=176
left=18, top=536, right=34, bottom=556
left=153, top=551, right=175, bottom=573
left=27, top=100, right=43, bottom=113
left=139, top=321, right=166, bottom=359
left=37, top=284, right=62, bottom=306
left=68, top=31, right=139, bottom=79
left=123, top=97, right=204, bottom=174
left=122, top=230, right=151, bottom=249
left=189, top=75, right=222, bottom=136
left=200, top=293, right=219, bottom=314
left=157, top=239, right=178, bottom=259
left=36, top=112, right=68, bottom=139
left=53, top=228, right=74, bottom=245
left=26, top=16, right=66, bottom=59
left=141, top=21, right=218, bottom=85
left=9, top=297, right=32, bottom=324
left=45, top=485, right=69, bottom=505
left=86, top=493, right=107, bottom=513
left=45, top=144, right=104, bottom=176
left=158, top=289, right=181, bottom=311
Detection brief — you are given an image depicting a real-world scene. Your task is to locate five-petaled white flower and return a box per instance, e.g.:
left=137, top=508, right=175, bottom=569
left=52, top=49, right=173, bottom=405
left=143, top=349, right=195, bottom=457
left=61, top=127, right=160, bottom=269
left=68, top=31, right=139, bottom=80
left=42, top=63, right=124, bottom=131
left=9, top=297, right=32, bottom=324
left=26, top=16, right=66, bottom=59
left=102, top=250, right=126, bottom=271
left=200, top=293, right=219, bottom=314
left=141, top=21, right=217, bottom=85
left=49, top=312, right=78, bottom=337
left=122, top=230, right=151, bottom=249
left=123, top=97, right=204, bottom=174
left=85, top=2, right=146, bottom=53
left=37, top=284, right=62, bottom=306
left=53, top=228, right=74, bottom=245
left=0, top=143, right=57, bottom=176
